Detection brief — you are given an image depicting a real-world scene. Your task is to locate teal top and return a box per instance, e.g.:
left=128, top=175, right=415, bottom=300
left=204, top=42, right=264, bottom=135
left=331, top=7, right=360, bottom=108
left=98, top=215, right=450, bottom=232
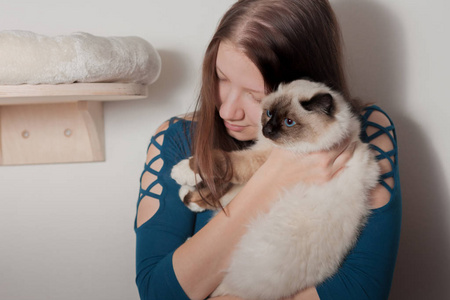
left=135, top=105, right=401, bottom=300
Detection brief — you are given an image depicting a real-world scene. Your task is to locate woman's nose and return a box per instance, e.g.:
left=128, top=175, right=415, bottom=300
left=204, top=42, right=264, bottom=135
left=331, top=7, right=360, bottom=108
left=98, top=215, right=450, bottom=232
left=219, top=89, right=244, bottom=120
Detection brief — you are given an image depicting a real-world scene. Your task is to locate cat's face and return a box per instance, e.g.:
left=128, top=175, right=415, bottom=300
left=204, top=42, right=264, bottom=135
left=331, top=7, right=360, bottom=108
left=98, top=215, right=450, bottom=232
left=260, top=79, right=353, bottom=152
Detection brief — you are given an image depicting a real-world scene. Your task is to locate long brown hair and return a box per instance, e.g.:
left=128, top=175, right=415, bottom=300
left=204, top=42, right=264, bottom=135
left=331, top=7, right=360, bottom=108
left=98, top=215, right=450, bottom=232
left=191, top=0, right=353, bottom=207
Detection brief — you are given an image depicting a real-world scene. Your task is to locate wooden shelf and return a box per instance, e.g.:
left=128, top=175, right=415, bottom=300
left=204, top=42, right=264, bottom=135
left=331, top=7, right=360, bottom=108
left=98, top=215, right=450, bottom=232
left=0, top=83, right=148, bottom=165
left=0, top=83, right=148, bottom=105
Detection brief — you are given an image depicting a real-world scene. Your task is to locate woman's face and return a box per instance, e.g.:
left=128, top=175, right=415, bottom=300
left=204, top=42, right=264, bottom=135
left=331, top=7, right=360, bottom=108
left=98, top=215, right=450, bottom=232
left=216, top=41, right=266, bottom=141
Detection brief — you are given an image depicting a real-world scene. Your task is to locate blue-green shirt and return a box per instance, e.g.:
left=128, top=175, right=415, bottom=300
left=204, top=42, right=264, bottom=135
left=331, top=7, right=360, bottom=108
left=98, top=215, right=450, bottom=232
left=135, top=105, right=401, bottom=300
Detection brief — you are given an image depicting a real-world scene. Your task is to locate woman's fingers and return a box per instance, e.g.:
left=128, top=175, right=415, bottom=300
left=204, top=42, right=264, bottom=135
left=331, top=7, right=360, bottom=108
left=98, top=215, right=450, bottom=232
left=263, top=137, right=357, bottom=187
left=331, top=141, right=356, bottom=173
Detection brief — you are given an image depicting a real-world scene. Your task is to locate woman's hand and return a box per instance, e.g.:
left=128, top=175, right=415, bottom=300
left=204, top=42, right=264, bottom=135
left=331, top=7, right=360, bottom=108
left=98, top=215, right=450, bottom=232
left=263, top=138, right=356, bottom=188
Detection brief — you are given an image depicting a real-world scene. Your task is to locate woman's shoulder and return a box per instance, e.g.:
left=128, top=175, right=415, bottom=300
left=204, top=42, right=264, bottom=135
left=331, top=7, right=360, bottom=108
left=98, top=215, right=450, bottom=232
left=360, top=105, right=397, bottom=146
left=155, top=114, right=194, bottom=133
left=151, top=114, right=195, bottom=142
left=360, top=105, right=395, bottom=129
left=147, top=114, right=195, bottom=161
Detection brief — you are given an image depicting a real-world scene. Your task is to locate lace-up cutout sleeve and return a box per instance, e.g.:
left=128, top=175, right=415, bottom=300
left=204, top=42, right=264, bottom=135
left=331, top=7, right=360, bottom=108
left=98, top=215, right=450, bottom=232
left=136, top=122, right=167, bottom=228
left=361, top=105, right=398, bottom=209
left=317, top=105, right=402, bottom=300
left=135, top=117, right=197, bottom=300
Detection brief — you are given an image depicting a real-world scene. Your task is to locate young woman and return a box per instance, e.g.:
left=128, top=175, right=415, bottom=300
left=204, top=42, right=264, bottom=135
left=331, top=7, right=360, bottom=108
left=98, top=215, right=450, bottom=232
left=135, top=1, right=401, bottom=299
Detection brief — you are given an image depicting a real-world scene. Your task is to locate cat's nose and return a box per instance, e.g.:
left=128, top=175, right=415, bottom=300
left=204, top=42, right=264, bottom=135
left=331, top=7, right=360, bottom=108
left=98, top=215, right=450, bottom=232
left=263, top=124, right=271, bottom=136
left=262, top=124, right=278, bottom=139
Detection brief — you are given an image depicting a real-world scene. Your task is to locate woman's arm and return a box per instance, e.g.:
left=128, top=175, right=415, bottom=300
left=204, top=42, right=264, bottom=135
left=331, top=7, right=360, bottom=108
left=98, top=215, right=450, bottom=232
left=136, top=119, right=198, bottom=300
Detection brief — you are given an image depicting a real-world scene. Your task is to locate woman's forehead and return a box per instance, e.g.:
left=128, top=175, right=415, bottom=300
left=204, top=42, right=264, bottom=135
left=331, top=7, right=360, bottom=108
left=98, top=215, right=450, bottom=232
left=216, top=41, right=265, bottom=94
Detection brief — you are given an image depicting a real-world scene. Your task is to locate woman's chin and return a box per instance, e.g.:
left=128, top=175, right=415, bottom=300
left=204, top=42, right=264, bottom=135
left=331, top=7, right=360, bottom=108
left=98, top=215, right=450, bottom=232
left=227, top=129, right=258, bottom=142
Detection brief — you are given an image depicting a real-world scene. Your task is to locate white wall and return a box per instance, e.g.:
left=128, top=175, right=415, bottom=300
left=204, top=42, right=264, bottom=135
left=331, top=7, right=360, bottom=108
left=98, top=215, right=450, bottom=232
left=334, top=1, right=450, bottom=299
left=0, top=0, right=448, bottom=299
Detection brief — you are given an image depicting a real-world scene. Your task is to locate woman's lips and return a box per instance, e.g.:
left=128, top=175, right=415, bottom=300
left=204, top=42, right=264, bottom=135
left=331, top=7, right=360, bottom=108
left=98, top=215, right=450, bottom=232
left=224, top=121, right=246, bottom=132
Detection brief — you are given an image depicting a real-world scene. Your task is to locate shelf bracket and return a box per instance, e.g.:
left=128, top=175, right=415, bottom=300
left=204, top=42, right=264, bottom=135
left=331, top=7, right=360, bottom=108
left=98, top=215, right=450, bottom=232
left=0, top=83, right=147, bottom=165
left=0, top=101, right=104, bottom=165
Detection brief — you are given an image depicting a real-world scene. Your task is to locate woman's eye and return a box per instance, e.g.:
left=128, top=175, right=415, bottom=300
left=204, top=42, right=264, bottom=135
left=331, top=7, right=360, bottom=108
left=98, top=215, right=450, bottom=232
left=252, top=96, right=262, bottom=103
left=247, top=92, right=262, bottom=103
left=284, top=118, right=296, bottom=127
left=266, top=110, right=272, bottom=118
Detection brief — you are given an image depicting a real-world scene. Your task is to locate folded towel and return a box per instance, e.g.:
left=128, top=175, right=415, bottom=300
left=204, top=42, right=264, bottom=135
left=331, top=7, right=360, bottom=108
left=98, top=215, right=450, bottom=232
left=0, top=30, right=161, bottom=85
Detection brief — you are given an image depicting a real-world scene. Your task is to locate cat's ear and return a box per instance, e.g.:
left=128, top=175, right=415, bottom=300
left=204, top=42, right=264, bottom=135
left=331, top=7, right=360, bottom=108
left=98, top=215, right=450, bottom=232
left=301, top=93, right=334, bottom=116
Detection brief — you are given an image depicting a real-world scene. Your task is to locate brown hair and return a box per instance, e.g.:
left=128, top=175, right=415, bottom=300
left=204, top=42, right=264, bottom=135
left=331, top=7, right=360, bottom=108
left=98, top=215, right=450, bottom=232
left=191, top=0, right=354, bottom=207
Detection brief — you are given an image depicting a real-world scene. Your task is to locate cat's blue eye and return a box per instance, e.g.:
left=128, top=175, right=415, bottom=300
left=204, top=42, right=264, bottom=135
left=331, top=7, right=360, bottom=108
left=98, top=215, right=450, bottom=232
left=266, top=110, right=272, bottom=118
left=284, top=118, right=296, bottom=127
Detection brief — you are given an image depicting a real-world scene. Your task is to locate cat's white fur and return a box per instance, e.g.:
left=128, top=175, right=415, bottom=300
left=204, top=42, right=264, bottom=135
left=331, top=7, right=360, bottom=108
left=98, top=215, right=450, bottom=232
left=172, top=80, right=380, bottom=300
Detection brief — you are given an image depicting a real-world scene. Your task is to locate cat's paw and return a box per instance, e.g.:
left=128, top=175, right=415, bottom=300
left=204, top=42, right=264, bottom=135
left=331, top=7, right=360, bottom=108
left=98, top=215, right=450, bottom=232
left=187, top=202, right=206, bottom=213
left=171, top=158, right=202, bottom=187
left=179, top=185, right=195, bottom=202
left=179, top=186, right=206, bottom=212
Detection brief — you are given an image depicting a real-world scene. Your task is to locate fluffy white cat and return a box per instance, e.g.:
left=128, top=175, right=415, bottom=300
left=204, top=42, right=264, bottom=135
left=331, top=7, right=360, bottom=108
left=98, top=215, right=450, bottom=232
left=171, top=79, right=380, bottom=300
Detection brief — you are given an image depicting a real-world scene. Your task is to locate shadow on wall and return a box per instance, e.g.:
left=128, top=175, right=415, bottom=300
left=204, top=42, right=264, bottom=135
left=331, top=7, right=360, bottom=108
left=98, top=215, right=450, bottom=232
left=106, top=48, right=192, bottom=114
left=146, top=49, right=192, bottom=103
left=104, top=49, right=192, bottom=142
left=333, top=1, right=450, bottom=299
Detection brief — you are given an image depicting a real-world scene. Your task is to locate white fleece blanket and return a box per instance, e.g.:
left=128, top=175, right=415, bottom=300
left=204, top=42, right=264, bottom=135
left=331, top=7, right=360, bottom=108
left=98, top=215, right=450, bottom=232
left=0, top=31, right=161, bottom=85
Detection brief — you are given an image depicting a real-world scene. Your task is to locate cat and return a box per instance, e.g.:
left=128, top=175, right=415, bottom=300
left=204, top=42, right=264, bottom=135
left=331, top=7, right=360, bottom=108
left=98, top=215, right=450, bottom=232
left=171, top=79, right=380, bottom=300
